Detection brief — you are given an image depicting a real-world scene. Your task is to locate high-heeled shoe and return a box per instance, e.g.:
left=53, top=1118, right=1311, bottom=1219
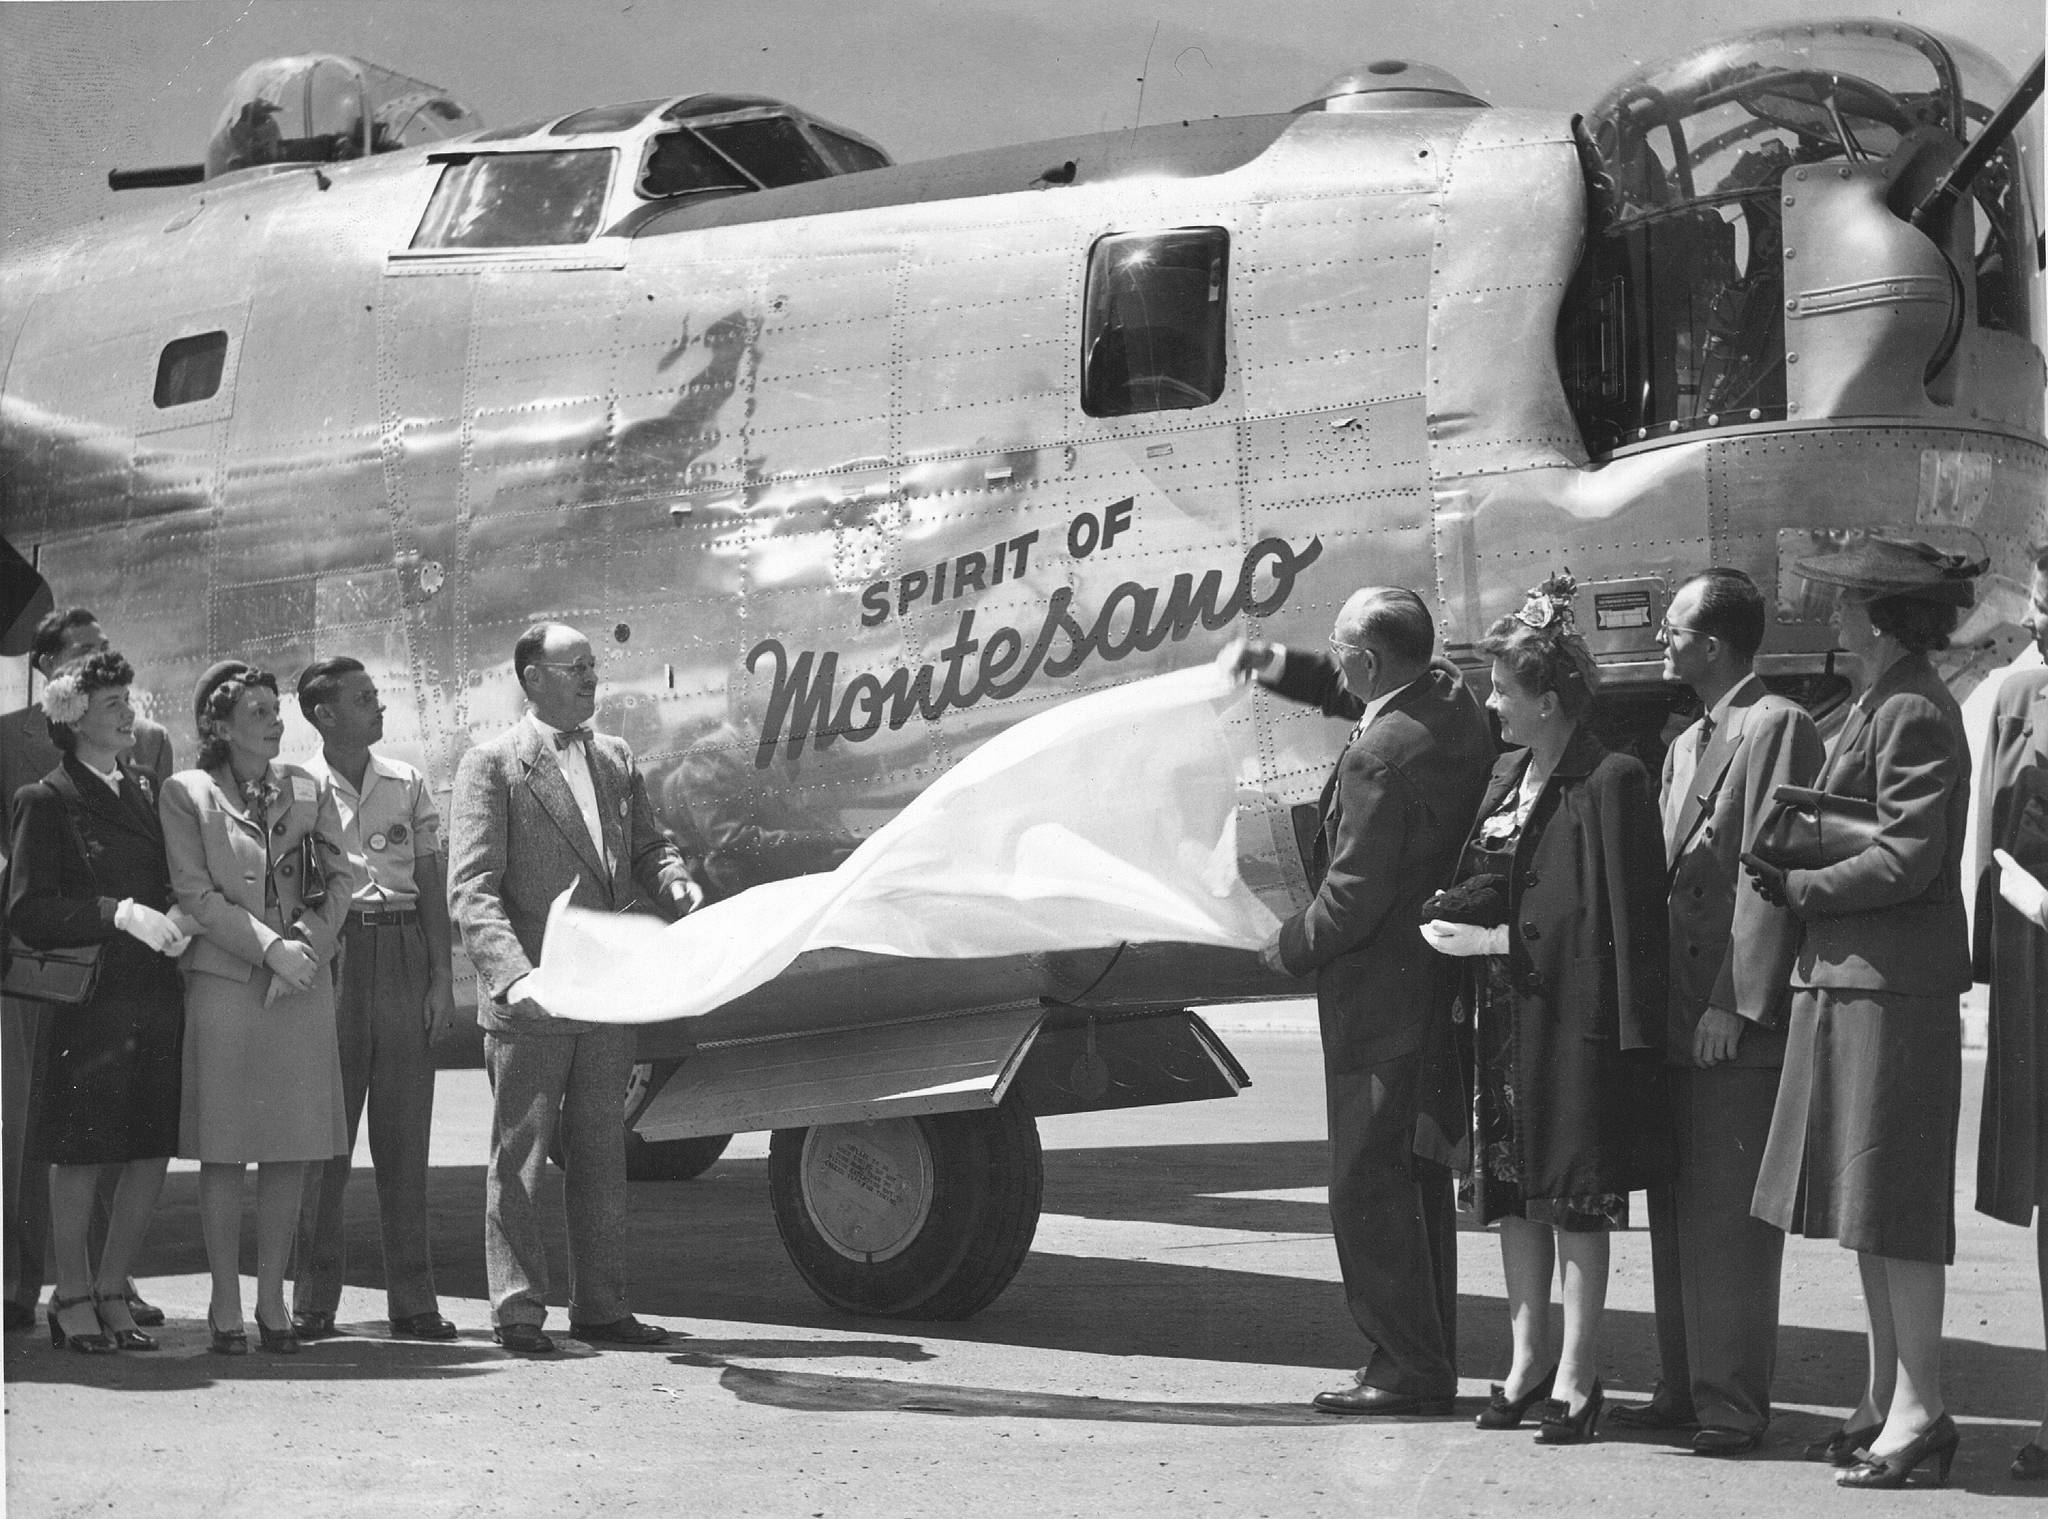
left=207, top=1308, right=249, bottom=1357
left=1806, top=1420, right=1885, bottom=1466
left=2012, top=1441, right=2048, bottom=1481
left=1836, top=1414, right=1959, bottom=1489
left=46, top=1293, right=115, bottom=1355
left=92, top=1290, right=158, bottom=1351
left=1476, top=1365, right=1557, bottom=1430
left=1534, top=1378, right=1604, bottom=1445
left=253, top=1313, right=300, bottom=1355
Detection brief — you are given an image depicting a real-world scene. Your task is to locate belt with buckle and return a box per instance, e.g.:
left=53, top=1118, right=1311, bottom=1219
left=350, top=906, right=418, bottom=927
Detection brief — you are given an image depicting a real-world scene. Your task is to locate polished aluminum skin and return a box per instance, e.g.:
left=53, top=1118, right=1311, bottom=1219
left=3, top=22, right=2042, bottom=1056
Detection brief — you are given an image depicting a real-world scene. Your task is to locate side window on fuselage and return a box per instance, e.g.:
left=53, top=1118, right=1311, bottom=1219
left=1081, top=228, right=1229, bottom=417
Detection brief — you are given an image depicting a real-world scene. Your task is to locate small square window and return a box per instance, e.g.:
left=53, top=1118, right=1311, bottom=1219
left=1081, top=228, right=1229, bottom=417
left=153, top=331, right=228, bottom=409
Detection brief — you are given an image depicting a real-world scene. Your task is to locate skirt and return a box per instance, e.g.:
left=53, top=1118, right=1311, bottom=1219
left=1752, top=986, right=1961, bottom=1264
left=37, top=940, right=184, bottom=1165
left=179, top=960, right=347, bottom=1164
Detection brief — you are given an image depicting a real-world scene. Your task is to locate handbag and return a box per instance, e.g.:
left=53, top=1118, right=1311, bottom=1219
left=1, top=939, right=103, bottom=1006
left=1747, top=784, right=1882, bottom=872
left=0, top=787, right=105, bottom=1006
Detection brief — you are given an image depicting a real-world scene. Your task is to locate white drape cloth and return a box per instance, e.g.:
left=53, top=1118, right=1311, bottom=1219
left=522, top=665, right=1280, bottom=1024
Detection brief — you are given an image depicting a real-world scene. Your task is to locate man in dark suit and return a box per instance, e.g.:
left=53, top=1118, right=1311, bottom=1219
left=1, top=608, right=175, bottom=1333
left=1611, top=570, right=1822, bottom=1453
left=1222, top=587, right=1493, bottom=1415
left=447, top=622, right=702, bottom=1354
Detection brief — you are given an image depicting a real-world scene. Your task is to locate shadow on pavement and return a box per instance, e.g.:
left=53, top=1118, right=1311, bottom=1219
left=86, top=1137, right=2037, bottom=1432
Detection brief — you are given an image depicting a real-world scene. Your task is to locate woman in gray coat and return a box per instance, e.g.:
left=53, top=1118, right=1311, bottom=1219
left=1747, top=540, right=1978, bottom=1489
left=159, top=661, right=351, bottom=1354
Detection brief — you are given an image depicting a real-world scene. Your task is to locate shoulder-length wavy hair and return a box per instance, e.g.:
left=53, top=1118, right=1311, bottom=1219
left=195, top=667, right=280, bottom=771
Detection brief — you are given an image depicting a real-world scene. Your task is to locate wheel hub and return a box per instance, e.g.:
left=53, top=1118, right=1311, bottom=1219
left=798, top=1120, right=935, bottom=1262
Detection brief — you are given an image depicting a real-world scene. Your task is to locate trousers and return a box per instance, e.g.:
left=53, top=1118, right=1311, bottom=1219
left=294, top=917, right=440, bottom=1319
left=1644, top=1063, right=1785, bottom=1433
left=483, top=1024, right=633, bottom=1327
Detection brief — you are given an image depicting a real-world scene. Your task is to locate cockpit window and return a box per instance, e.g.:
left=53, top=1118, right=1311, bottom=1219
left=410, top=150, right=614, bottom=248
left=552, top=100, right=665, bottom=136
left=639, top=131, right=752, bottom=198
left=1081, top=228, right=1230, bottom=417
left=1556, top=22, right=2032, bottom=453
left=694, top=118, right=831, bottom=188
left=813, top=127, right=890, bottom=176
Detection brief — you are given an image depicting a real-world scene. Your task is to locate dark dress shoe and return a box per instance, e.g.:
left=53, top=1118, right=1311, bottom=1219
left=1692, top=1426, right=1762, bottom=1456
left=1534, top=1379, right=1605, bottom=1445
left=207, top=1309, right=249, bottom=1357
left=1806, top=1420, right=1883, bottom=1465
left=492, top=1323, right=557, bottom=1354
left=254, top=1316, right=300, bottom=1354
left=390, top=1312, right=459, bottom=1341
left=4, top=1300, right=37, bottom=1332
left=1609, top=1391, right=1698, bottom=1430
left=291, top=1310, right=338, bottom=1341
left=1312, top=1382, right=1455, bottom=1416
left=124, top=1291, right=166, bottom=1329
left=568, top=1315, right=669, bottom=1347
left=1476, top=1366, right=1557, bottom=1430
left=2012, top=1441, right=2048, bottom=1481
left=1837, top=1414, right=1959, bottom=1489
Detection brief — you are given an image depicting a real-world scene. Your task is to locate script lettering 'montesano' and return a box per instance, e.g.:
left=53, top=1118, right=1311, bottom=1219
left=745, top=535, right=1323, bottom=766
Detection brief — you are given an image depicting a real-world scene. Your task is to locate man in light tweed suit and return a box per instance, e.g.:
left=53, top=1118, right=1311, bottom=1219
left=448, top=622, right=702, bottom=1353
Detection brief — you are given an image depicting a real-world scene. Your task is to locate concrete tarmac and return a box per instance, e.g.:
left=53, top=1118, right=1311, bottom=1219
left=4, top=1004, right=2041, bottom=1517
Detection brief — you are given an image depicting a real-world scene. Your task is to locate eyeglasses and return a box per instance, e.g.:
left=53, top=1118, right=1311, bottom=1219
left=531, top=659, right=599, bottom=678
left=1327, top=636, right=1368, bottom=657
left=1657, top=621, right=1709, bottom=641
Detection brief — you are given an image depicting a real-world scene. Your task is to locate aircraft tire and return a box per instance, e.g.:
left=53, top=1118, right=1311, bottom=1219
left=767, top=1104, right=1043, bottom=1320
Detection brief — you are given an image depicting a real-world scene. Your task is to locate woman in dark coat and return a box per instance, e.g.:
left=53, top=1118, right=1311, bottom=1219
left=5, top=652, right=189, bottom=1353
left=1746, top=539, right=1978, bottom=1489
left=1973, top=545, right=2048, bottom=1481
left=1423, top=574, right=1670, bottom=1444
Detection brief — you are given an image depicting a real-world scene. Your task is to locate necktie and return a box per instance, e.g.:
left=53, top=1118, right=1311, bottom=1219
left=1696, top=712, right=1716, bottom=762
left=553, top=726, right=593, bottom=751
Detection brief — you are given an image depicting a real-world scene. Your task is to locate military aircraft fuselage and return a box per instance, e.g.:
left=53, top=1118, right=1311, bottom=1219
left=4, top=26, right=2044, bottom=1060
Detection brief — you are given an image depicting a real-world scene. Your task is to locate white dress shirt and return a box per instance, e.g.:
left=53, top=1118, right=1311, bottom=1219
left=527, top=713, right=610, bottom=875
left=1663, top=672, right=1761, bottom=844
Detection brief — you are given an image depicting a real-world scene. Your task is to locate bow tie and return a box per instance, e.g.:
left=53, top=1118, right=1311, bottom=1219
left=553, top=726, right=593, bottom=751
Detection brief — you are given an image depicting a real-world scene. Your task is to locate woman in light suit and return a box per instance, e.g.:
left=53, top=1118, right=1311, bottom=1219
left=159, top=661, right=350, bottom=1354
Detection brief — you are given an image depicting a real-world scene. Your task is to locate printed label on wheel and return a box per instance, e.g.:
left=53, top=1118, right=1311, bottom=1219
left=801, top=1121, right=935, bottom=1262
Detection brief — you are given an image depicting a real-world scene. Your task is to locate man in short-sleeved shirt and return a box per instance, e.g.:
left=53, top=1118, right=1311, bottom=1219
left=291, top=657, right=459, bottom=1341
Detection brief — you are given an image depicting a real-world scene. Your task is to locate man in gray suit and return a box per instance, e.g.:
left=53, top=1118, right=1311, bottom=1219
left=447, top=622, right=701, bottom=1353
left=1, top=608, right=174, bottom=1332
left=1611, top=570, right=1823, bottom=1454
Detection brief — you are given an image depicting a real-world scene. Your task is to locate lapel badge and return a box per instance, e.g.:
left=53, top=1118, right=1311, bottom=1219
left=388, top=822, right=408, bottom=846
left=368, top=831, right=389, bottom=852
left=618, top=797, right=628, bottom=817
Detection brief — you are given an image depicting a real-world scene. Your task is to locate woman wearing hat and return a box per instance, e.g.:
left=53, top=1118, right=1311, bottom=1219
left=1973, top=544, right=2048, bottom=1482
left=1422, top=573, right=1672, bottom=1445
left=159, top=661, right=351, bottom=1354
left=1746, top=538, right=1980, bottom=1489
left=5, top=651, right=189, bottom=1353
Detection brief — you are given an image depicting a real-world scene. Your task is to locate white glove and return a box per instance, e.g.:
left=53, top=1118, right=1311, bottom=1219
left=1995, top=849, right=2048, bottom=930
left=1420, top=919, right=1510, bottom=957
left=166, top=904, right=202, bottom=938
left=113, top=899, right=188, bottom=956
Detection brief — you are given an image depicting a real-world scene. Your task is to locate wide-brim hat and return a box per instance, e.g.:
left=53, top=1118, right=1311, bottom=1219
left=1791, top=537, right=1985, bottom=607
left=192, top=659, right=257, bottom=723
